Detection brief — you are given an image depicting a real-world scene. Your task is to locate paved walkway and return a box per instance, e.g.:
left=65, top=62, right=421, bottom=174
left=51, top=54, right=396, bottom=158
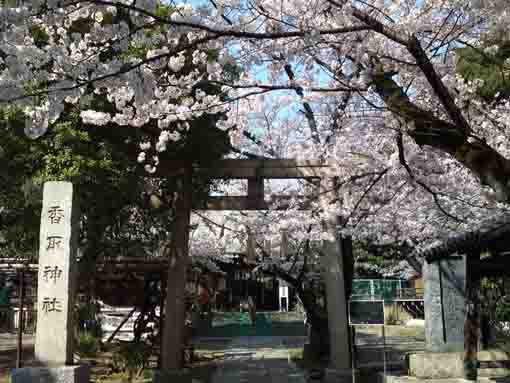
left=0, top=333, right=34, bottom=352
left=0, top=333, right=34, bottom=374
left=206, top=337, right=307, bottom=383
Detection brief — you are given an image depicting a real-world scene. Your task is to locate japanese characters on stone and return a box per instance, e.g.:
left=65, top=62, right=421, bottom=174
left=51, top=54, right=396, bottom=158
left=41, top=204, right=65, bottom=316
left=42, top=265, right=63, bottom=283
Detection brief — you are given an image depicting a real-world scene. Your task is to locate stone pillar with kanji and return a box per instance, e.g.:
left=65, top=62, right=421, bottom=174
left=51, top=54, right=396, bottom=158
left=12, top=182, right=89, bottom=383
left=35, top=182, right=80, bottom=365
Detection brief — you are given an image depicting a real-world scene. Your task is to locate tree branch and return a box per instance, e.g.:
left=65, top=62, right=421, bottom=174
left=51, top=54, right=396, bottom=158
left=397, top=132, right=463, bottom=222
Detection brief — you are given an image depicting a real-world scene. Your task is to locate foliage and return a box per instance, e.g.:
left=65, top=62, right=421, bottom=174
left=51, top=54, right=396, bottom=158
left=480, top=277, right=510, bottom=323
left=76, top=298, right=103, bottom=339
left=457, top=40, right=510, bottom=102
left=76, top=331, right=101, bottom=357
left=0, top=0, right=234, bottom=267
left=111, top=341, right=153, bottom=382
left=495, top=300, right=510, bottom=323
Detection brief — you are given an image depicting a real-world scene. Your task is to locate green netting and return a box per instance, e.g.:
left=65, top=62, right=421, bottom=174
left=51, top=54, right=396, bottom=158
left=0, top=288, right=8, bottom=306
left=199, top=312, right=306, bottom=337
left=372, top=280, right=400, bottom=302
left=351, top=279, right=402, bottom=302
left=352, top=280, right=372, bottom=296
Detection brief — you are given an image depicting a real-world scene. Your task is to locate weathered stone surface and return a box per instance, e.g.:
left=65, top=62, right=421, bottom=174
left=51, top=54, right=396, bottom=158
left=324, top=368, right=358, bottom=383
left=35, top=182, right=80, bottom=365
left=424, top=255, right=466, bottom=352
left=321, top=240, right=351, bottom=370
left=409, top=352, right=464, bottom=379
left=11, top=365, right=90, bottom=383
left=479, top=349, right=510, bottom=361
left=152, top=369, right=191, bottom=383
left=408, top=351, right=510, bottom=379
left=377, top=371, right=494, bottom=383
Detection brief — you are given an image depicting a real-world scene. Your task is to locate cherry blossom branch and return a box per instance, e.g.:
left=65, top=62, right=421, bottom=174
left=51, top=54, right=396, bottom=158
left=396, top=132, right=464, bottom=222
left=353, top=0, right=396, bottom=24
left=207, top=0, right=234, bottom=25
left=66, top=0, right=370, bottom=39
left=228, top=144, right=273, bottom=159
left=193, top=212, right=246, bottom=234
left=0, top=34, right=214, bottom=103
left=347, top=5, right=409, bottom=45
left=346, top=6, right=472, bottom=136
left=341, top=167, right=390, bottom=228
left=281, top=62, right=320, bottom=144
left=208, top=80, right=355, bottom=92
left=424, top=8, right=456, bottom=50
left=241, top=130, right=279, bottom=158
left=351, top=180, right=410, bottom=230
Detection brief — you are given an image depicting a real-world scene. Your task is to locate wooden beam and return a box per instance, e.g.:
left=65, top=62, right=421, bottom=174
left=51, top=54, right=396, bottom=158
left=196, top=195, right=311, bottom=210
left=154, top=159, right=333, bottom=179
left=248, top=178, right=264, bottom=200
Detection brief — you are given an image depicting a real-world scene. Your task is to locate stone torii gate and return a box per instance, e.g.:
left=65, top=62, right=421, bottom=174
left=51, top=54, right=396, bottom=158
left=154, top=159, right=352, bottom=382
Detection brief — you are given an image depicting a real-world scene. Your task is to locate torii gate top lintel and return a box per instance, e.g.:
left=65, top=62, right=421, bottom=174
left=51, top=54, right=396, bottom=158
left=156, top=159, right=334, bottom=180
left=154, top=159, right=334, bottom=210
left=198, top=159, right=333, bottom=180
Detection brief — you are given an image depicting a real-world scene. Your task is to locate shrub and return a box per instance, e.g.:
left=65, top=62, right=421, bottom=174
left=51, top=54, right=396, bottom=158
left=111, top=341, right=152, bottom=382
left=76, top=331, right=100, bottom=357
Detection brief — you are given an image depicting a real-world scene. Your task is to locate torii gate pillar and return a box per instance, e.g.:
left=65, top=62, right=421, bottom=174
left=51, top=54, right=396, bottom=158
left=156, top=167, right=193, bottom=382
left=319, top=179, right=353, bottom=381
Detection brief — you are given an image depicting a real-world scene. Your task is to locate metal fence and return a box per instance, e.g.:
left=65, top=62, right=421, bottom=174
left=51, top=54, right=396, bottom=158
left=350, top=287, right=424, bottom=301
left=0, top=270, right=38, bottom=334
left=0, top=305, right=37, bottom=333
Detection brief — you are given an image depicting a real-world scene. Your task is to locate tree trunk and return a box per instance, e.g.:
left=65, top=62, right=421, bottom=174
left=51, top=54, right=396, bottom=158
left=309, top=316, right=330, bottom=358
left=270, top=264, right=332, bottom=359
left=161, top=167, right=192, bottom=371
left=340, top=233, right=355, bottom=361
left=370, top=62, right=510, bottom=203
left=464, top=254, right=480, bottom=381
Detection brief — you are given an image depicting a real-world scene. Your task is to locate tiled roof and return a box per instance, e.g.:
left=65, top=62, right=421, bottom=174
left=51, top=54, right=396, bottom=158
left=410, top=213, right=510, bottom=263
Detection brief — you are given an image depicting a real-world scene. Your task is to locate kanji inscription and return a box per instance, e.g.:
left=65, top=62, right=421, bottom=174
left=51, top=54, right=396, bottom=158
left=48, top=205, right=65, bottom=224
left=42, top=297, right=62, bottom=313
left=46, top=235, right=63, bottom=251
left=42, top=266, right=63, bottom=283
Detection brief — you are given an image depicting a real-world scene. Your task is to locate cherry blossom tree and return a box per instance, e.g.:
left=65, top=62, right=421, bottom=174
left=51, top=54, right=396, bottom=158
left=1, top=0, right=509, bottom=237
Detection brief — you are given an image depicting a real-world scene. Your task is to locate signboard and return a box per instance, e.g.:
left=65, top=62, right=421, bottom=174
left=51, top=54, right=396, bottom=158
left=349, top=300, right=385, bottom=325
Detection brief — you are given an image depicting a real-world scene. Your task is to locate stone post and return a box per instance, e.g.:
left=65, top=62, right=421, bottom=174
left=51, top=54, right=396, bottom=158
left=12, top=182, right=89, bottom=383
left=408, top=255, right=483, bottom=380
left=423, top=255, right=467, bottom=352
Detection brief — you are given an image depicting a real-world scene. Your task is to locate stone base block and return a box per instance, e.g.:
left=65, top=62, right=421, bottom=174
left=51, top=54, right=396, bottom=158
left=11, top=365, right=90, bottom=383
left=323, top=368, right=358, bottom=383
left=408, top=351, right=510, bottom=379
left=409, top=353, right=464, bottom=379
left=377, top=371, right=486, bottom=383
left=152, top=369, right=191, bottom=383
